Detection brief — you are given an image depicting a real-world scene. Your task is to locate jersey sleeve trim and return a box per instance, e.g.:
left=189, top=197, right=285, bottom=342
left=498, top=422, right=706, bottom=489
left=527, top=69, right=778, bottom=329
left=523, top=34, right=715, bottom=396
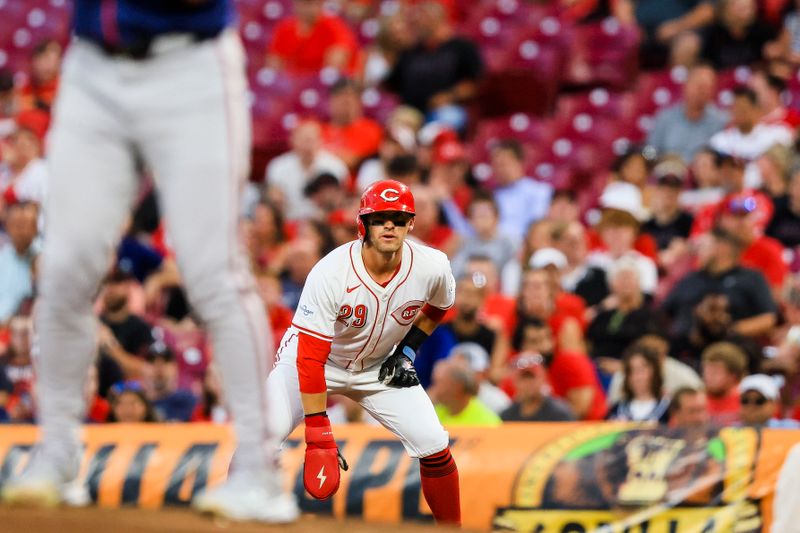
left=291, top=322, right=334, bottom=341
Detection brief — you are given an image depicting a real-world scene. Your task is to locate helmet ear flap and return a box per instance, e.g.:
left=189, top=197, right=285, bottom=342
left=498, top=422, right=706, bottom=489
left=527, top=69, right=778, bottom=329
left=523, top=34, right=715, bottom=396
left=357, top=215, right=366, bottom=240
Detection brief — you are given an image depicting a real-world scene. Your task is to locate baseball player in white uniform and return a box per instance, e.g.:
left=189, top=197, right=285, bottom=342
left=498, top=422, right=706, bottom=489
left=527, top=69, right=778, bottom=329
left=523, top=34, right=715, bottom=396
left=1, top=0, right=297, bottom=523
left=267, top=179, right=462, bottom=526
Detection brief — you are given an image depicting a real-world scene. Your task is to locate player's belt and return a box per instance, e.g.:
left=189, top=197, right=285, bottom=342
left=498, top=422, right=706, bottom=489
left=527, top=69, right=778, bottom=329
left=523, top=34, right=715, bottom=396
left=88, top=30, right=223, bottom=60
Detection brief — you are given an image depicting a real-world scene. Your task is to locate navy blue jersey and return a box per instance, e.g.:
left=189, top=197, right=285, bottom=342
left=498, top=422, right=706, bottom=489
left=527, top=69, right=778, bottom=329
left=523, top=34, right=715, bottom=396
left=73, top=0, right=235, bottom=47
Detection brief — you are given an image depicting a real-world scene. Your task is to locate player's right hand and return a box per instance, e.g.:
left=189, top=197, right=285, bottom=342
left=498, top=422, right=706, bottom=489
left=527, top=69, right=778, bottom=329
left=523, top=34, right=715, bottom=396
left=303, top=412, right=348, bottom=500
left=378, top=348, right=421, bottom=388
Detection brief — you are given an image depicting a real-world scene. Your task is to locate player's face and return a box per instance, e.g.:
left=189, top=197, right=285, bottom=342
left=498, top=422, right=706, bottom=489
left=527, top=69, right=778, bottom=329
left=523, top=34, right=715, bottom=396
left=365, top=212, right=414, bottom=253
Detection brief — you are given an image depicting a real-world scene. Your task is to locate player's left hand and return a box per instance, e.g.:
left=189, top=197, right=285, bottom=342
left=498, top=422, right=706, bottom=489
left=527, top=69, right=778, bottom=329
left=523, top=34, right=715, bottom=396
left=379, top=347, right=420, bottom=388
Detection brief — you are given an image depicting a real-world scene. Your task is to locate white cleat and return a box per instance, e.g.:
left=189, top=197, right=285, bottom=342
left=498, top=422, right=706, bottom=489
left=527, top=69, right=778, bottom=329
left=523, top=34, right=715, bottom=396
left=191, top=471, right=299, bottom=524
left=1, top=450, right=89, bottom=508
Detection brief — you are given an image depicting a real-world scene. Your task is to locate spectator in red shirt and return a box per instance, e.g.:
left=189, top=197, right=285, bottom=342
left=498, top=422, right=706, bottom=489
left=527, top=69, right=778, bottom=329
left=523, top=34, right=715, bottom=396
left=321, top=78, right=383, bottom=169
left=513, top=318, right=607, bottom=421
left=266, top=0, right=359, bottom=74
left=749, top=70, right=800, bottom=133
left=717, top=194, right=789, bottom=290
left=516, top=269, right=586, bottom=354
left=462, top=255, right=517, bottom=338
left=1, top=315, right=35, bottom=423
left=17, top=39, right=61, bottom=116
left=701, top=341, right=747, bottom=425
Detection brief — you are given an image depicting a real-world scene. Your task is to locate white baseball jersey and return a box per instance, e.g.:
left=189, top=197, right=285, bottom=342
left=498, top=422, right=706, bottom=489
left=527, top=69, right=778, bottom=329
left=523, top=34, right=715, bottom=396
left=290, top=238, right=456, bottom=371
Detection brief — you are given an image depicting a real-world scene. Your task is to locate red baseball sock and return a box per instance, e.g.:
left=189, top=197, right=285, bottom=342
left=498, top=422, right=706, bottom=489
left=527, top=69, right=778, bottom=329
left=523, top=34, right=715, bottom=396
left=419, top=447, right=461, bottom=526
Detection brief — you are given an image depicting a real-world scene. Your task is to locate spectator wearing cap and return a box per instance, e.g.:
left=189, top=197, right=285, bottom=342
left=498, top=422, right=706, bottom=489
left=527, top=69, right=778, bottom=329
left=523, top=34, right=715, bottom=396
left=145, top=342, right=197, bottom=422
left=766, top=167, right=800, bottom=249
left=646, top=64, right=728, bottom=164
left=428, top=134, right=473, bottom=214
left=749, top=70, right=800, bottom=132
left=489, top=139, right=553, bottom=247
left=586, top=183, right=659, bottom=296
left=17, top=39, right=61, bottom=115
left=700, top=0, right=772, bottom=69
left=642, top=160, right=694, bottom=258
left=717, top=194, right=788, bottom=291
left=738, top=374, right=800, bottom=428
left=321, top=79, right=384, bottom=169
left=512, top=318, right=606, bottom=420
left=0, top=122, right=48, bottom=208
left=97, top=267, right=154, bottom=394
left=553, top=222, right=610, bottom=307
left=107, top=380, right=158, bottom=423
left=586, top=257, right=661, bottom=379
left=500, top=353, right=575, bottom=422
left=429, top=357, right=502, bottom=426
left=701, top=341, right=748, bottom=425
left=0, top=202, right=38, bottom=324
left=266, top=0, right=359, bottom=74
left=719, top=196, right=788, bottom=291
left=607, top=345, right=671, bottom=424
left=384, top=1, right=482, bottom=126
left=266, top=121, right=348, bottom=221
left=516, top=268, right=586, bottom=352
left=439, top=274, right=509, bottom=383
left=606, top=334, right=702, bottom=406
left=669, top=386, right=710, bottom=429
left=662, top=227, right=777, bottom=339
left=709, top=87, right=793, bottom=189
left=690, top=151, right=774, bottom=239
left=528, top=247, right=587, bottom=324
left=451, top=191, right=515, bottom=280
left=448, top=342, right=511, bottom=415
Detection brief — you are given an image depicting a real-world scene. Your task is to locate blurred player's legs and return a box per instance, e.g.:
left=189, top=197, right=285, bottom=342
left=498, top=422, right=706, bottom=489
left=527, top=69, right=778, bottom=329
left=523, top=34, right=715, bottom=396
left=2, top=41, right=140, bottom=507
left=126, top=31, right=295, bottom=522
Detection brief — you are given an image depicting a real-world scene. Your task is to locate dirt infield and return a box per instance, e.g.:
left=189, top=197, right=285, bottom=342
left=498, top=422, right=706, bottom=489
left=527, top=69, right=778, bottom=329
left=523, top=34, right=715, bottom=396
left=0, top=506, right=466, bottom=532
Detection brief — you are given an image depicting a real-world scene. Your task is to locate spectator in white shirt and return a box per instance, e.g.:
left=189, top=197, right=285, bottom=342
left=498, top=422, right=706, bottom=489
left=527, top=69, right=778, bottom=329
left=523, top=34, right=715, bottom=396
left=0, top=125, right=48, bottom=208
left=709, top=87, right=793, bottom=188
left=265, top=120, right=348, bottom=221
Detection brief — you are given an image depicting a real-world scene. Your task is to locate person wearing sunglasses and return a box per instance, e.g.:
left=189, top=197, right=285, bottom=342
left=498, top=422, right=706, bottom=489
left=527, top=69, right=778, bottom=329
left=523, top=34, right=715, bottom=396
left=738, top=374, right=800, bottom=429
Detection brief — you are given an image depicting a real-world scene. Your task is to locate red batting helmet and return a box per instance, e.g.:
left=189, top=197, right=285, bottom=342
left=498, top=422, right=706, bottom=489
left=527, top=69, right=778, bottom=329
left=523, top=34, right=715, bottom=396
left=357, top=179, right=416, bottom=238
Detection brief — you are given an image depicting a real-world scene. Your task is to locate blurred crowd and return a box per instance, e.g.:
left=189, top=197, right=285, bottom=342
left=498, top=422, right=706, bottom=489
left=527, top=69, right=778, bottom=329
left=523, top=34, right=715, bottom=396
left=2, top=0, right=800, bottom=434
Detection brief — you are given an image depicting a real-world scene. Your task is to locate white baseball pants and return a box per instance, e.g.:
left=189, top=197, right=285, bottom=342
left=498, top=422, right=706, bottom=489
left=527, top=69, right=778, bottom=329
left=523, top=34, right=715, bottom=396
left=36, top=30, right=276, bottom=474
left=268, top=331, right=449, bottom=458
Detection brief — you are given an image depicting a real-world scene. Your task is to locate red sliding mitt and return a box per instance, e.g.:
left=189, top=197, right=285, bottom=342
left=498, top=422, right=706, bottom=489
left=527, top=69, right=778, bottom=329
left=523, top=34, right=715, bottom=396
left=303, top=413, right=349, bottom=500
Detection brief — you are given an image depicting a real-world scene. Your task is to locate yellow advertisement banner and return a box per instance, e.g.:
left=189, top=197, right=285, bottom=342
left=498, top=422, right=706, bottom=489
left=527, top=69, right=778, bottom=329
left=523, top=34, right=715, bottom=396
left=0, top=423, right=796, bottom=531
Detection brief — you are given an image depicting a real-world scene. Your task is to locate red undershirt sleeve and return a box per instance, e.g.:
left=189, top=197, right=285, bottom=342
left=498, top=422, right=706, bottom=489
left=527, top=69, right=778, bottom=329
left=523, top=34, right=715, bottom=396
left=297, top=332, right=332, bottom=394
left=421, top=304, right=447, bottom=323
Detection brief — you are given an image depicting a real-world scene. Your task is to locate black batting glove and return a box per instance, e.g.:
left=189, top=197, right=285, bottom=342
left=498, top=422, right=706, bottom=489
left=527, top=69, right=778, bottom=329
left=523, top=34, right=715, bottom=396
left=378, top=345, right=420, bottom=388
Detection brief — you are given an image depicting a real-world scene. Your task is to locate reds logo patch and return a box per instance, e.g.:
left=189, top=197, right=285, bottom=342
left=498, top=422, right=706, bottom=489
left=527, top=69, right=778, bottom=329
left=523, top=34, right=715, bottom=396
left=391, top=300, right=424, bottom=326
